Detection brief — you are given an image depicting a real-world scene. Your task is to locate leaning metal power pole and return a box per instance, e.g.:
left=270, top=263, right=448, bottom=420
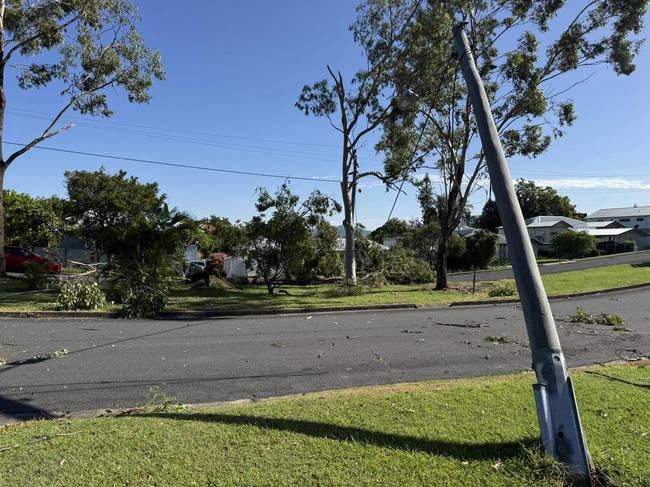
left=452, top=24, right=594, bottom=483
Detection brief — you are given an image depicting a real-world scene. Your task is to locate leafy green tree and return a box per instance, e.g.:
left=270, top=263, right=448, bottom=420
left=244, top=185, right=340, bottom=294
left=195, top=216, right=245, bottom=256
left=365, top=0, right=647, bottom=288
left=479, top=180, right=585, bottom=231
left=552, top=231, right=598, bottom=259
left=369, top=218, right=414, bottom=244
left=65, top=167, right=162, bottom=256
left=0, top=0, right=164, bottom=274
left=295, top=1, right=420, bottom=283
left=406, top=221, right=440, bottom=268
left=476, top=199, right=500, bottom=232
left=464, top=230, right=499, bottom=270
left=513, top=179, right=586, bottom=221
left=3, top=189, right=64, bottom=247
left=446, top=234, right=466, bottom=272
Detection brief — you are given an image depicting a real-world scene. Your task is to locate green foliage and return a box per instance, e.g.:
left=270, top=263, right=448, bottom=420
left=118, top=269, right=168, bottom=319
left=57, top=281, right=108, bottom=311
left=369, top=218, right=412, bottom=243
left=446, top=235, right=467, bottom=272
left=195, top=217, right=246, bottom=256
left=552, top=231, right=598, bottom=259
left=4, top=0, right=164, bottom=119
left=488, top=283, right=516, bottom=297
left=464, top=230, right=499, bottom=270
left=381, top=245, right=435, bottom=285
left=65, top=167, right=164, bottom=254
left=23, top=261, right=51, bottom=290
left=479, top=180, right=586, bottom=230
left=244, top=184, right=340, bottom=294
left=354, top=235, right=386, bottom=275
left=477, top=199, right=501, bottom=232
left=3, top=190, right=65, bottom=247
left=567, top=307, right=625, bottom=327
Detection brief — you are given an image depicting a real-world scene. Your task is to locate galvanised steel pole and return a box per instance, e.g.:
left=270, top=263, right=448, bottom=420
left=452, top=23, right=594, bottom=483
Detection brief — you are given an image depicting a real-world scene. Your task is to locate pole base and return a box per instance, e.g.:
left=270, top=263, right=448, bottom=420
left=533, top=351, right=594, bottom=485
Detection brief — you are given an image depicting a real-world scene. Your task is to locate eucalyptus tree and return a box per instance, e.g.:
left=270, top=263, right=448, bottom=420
left=0, top=0, right=164, bottom=274
left=374, top=0, right=648, bottom=288
left=296, top=1, right=423, bottom=283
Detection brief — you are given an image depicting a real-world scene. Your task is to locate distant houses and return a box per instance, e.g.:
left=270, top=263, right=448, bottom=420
left=585, top=205, right=650, bottom=231
left=497, top=214, right=650, bottom=259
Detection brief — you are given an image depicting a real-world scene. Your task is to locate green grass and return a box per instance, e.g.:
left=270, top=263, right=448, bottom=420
left=1, top=363, right=648, bottom=486
left=1, top=263, right=649, bottom=313
left=164, top=281, right=483, bottom=312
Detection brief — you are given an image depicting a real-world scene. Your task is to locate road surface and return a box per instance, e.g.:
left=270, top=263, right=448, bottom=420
left=449, top=250, right=650, bottom=282
left=1, top=287, right=649, bottom=423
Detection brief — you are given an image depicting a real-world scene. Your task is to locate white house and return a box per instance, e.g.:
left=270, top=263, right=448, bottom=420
left=497, top=215, right=650, bottom=255
left=586, top=205, right=650, bottom=231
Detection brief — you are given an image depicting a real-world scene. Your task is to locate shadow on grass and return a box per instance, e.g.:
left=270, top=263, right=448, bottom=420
left=631, top=262, right=650, bottom=268
left=138, top=411, right=538, bottom=461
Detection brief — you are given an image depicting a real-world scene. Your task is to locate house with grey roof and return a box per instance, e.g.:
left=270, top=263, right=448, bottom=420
left=497, top=215, right=650, bottom=257
left=586, top=205, right=650, bottom=231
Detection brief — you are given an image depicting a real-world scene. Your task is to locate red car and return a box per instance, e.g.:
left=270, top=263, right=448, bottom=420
left=4, top=246, right=62, bottom=273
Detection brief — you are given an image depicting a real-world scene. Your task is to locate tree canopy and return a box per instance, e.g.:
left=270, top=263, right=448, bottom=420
left=3, top=189, right=64, bottom=247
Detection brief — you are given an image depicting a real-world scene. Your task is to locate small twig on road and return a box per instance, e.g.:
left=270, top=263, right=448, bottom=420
left=432, top=321, right=484, bottom=329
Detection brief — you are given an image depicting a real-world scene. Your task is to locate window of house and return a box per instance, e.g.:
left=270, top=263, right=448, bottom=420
left=637, top=218, right=645, bottom=222
left=620, top=218, right=631, bottom=222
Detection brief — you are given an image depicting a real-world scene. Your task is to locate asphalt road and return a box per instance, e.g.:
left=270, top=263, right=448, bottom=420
left=1, top=287, right=649, bottom=423
left=449, top=250, right=650, bottom=282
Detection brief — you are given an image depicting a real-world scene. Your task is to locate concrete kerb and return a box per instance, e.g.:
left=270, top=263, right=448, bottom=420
left=0, top=283, right=649, bottom=320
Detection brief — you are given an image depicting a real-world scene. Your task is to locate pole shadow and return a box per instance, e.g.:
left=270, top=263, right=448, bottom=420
left=137, top=411, right=538, bottom=461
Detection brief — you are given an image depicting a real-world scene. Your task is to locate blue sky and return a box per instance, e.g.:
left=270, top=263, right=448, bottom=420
left=4, top=1, right=650, bottom=230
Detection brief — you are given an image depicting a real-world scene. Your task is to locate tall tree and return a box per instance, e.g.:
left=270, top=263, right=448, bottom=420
left=65, top=167, right=162, bottom=256
left=478, top=179, right=586, bottom=231
left=296, top=1, right=422, bottom=283
left=3, top=189, right=64, bottom=246
left=370, top=0, right=647, bottom=288
left=244, top=184, right=340, bottom=294
left=0, top=0, right=164, bottom=274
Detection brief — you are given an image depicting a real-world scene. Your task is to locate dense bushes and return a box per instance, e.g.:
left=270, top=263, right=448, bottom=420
left=381, top=246, right=435, bottom=284
left=58, top=281, right=108, bottom=310
left=447, top=231, right=499, bottom=272
left=24, top=262, right=51, bottom=290
left=552, top=231, right=598, bottom=259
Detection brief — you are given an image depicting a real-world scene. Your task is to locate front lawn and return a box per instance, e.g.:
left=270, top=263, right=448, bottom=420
left=1, top=363, right=648, bottom=486
left=0, top=263, right=648, bottom=313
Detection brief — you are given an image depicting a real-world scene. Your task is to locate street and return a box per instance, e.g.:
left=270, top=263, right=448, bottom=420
left=1, top=287, right=649, bottom=423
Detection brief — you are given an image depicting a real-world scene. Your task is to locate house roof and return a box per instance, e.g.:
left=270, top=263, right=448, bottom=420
left=585, top=221, right=623, bottom=228
left=498, top=234, right=546, bottom=246
left=498, top=216, right=588, bottom=231
left=582, top=228, right=649, bottom=237
left=525, top=216, right=588, bottom=228
left=586, top=206, right=650, bottom=219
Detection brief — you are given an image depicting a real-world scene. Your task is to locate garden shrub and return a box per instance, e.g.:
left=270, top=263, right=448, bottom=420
left=464, top=230, right=499, bottom=269
left=551, top=231, right=598, bottom=259
left=488, top=283, right=516, bottom=297
left=24, top=262, right=51, bottom=290
left=121, top=282, right=168, bottom=319
left=446, top=235, right=467, bottom=272
left=359, top=272, right=386, bottom=289
left=58, top=281, right=108, bottom=310
left=205, top=252, right=227, bottom=277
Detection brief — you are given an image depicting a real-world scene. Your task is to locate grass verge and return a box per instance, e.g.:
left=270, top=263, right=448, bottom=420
left=1, top=363, right=648, bottom=486
left=0, top=263, right=648, bottom=313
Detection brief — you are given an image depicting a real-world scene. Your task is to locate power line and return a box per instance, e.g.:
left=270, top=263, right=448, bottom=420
left=2, top=141, right=342, bottom=184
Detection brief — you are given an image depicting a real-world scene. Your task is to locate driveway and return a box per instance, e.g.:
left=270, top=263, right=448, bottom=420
left=1, top=287, right=649, bottom=423
left=449, top=250, right=650, bottom=282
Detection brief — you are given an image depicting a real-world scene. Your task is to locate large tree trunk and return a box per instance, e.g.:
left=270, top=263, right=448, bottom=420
left=0, top=166, right=5, bottom=277
left=435, top=232, right=448, bottom=290
left=343, top=216, right=356, bottom=283
left=341, top=179, right=357, bottom=283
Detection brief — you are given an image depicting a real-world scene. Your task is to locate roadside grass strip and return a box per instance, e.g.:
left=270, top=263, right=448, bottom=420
left=1, top=363, right=648, bottom=486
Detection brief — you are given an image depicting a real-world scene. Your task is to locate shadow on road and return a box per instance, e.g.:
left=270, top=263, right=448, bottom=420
left=137, top=411, right=538, bottom=461
left=0, top=394, right=54, bottom=421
